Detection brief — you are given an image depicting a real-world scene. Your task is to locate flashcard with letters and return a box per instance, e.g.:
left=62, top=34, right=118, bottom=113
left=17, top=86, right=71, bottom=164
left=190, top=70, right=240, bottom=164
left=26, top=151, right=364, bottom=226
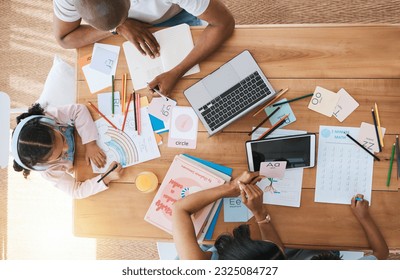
left=168, top=106, right=198, bottom=149
left=308, top=86, right=340, bottom=117
left=260, top=161, right=287, bottom=179
left=265, top=98, right=296, bottom=127
left=333, top=88, right=359, bottom=122
left=357, top=122, right=386, bottom=153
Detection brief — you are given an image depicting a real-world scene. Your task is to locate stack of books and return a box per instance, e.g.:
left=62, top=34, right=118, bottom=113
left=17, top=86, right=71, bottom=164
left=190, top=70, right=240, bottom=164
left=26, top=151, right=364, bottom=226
left=144, top=154, right=232, bottom=241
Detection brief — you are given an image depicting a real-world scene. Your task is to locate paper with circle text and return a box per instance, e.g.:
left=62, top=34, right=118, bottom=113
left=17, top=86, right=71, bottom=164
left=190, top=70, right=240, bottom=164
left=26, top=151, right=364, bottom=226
left=308, top=86, right=340, bottom=117
left=260, top=161, right=287, bottom=179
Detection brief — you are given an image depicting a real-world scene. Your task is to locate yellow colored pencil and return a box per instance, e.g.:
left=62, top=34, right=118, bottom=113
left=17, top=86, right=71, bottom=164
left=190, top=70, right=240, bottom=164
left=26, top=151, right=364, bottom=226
left=374, top=102, right=384, bottom=148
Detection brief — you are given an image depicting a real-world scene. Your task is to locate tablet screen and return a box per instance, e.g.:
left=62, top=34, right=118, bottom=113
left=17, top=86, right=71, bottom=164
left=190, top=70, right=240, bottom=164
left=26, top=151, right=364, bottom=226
left=248, top=135, right=313, bottom=171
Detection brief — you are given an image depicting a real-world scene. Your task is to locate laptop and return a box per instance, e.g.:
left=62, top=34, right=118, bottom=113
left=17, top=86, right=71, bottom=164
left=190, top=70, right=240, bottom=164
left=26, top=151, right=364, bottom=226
left=184, top=50, right=277, bottom=136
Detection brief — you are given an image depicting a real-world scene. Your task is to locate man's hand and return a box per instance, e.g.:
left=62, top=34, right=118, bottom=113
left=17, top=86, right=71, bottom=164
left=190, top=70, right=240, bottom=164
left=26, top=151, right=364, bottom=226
left=84, top=141, right=106, bottom=168
left=147, top=68, right=182, bottom=97
left=118, top=18, right=160, bottom=58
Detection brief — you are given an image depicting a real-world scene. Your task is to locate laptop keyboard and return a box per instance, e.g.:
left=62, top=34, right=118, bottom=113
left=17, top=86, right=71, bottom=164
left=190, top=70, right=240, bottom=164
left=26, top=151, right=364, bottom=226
left=198, top=71, right=271, bottom=131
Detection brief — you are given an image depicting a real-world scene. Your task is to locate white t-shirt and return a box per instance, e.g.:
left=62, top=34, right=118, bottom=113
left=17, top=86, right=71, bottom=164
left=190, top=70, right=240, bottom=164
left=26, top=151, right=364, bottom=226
left=53, top=0, right=210, bottom=24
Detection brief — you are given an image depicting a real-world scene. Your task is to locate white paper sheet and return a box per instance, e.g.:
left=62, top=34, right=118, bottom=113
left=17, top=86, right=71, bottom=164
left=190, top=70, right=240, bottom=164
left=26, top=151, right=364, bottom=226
left=314, top=126, right=373, bottom=205
left=257, top=168, right=304, bottom=207
left=92, top=107, right=160, bottom=173
left=97, top=91, right=122, bottom=116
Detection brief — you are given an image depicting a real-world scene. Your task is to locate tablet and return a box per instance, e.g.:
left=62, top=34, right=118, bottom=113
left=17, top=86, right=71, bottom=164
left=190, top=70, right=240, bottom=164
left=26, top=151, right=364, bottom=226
left=246, top=133, right=316, bottom=171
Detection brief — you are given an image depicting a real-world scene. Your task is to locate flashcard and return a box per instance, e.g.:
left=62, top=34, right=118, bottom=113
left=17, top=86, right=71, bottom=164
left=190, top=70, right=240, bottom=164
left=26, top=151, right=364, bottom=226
left=90, top=46, right=118, bottom=75
left=168, top=106, right=198, bottom=149
left=265, top=98, right=296, bottom=128
left=333, top=88, right=359, bottom=122
left=148, top=97, right=177, bottom=134
left=308, top=86, right=340, bottom=117
left=97, top=91, right=121, bottom=116
left=223, top=197, right=253, bottom=222
left=260, top=161, right=287, bottom=179
left=358, top=122, right=386, bottom=153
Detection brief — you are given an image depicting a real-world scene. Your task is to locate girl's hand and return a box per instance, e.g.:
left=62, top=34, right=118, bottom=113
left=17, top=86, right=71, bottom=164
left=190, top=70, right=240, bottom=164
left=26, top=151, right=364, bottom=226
left=350, top=194, right=371, bottom=221
left=102, top=161, right=124, bottom=185
left=85, top=141, right=106, bottom=168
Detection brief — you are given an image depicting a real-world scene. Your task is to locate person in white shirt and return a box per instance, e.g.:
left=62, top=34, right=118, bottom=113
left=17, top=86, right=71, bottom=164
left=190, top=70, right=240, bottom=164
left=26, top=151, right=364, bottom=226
left=53, top=0, right=235, bottom=96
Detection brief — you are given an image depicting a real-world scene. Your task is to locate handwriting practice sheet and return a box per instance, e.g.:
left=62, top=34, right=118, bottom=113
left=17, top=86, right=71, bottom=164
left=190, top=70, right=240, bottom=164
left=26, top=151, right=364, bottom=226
left=315, top=126, right=373, bottom=205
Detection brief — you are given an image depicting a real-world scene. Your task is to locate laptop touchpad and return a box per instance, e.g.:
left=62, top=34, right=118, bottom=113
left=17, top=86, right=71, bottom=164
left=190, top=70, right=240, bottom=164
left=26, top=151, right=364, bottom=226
left=203, top=63, right=240, bottom=98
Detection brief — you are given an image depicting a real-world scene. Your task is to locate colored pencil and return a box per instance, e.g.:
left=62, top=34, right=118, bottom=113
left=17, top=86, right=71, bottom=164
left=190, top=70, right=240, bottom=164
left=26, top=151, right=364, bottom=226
left=396, top=135, right=400, bottom=179
left=257, top=114, right=289, bottom=140
left=121, top=73, right=126, bottom=112
left=346, top=133, right=380, bottom=161
left=133, top=91, right=137, bottom=131
left=374, top=103, right=384, bottom=148
left=272, top=93, right=313, bottom=107
left=136, top=92, right=141, bottom=135
left=96, top=163, right=118, bottom=183
left=122, top=92, right=133, bottom=132
left=248, top=106, right=281, bottom=136
left=111, top=75, right=115, bottom=116
left=147, top=83, right=169, bottom=101
left=253, top=88, right=288, bottom=117
left=386, top=143, right=396, bottom=187
left=87, top=101, right=118, bottom=130
left=371, top=108, right=382, bottom=152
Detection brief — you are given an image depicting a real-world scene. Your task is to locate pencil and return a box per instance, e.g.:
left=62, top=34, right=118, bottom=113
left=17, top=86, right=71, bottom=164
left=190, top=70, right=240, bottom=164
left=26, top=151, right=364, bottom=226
left=248, top=106, right=281, bottom=136
left=96, top=163, right=118, bottom=183
left=386, top=143, right=396, bottom=187
left=346, top=133, right=380, bottom=161
left=257, top=114, right=289, bottom=140
left=121, top=73, right=126, bottom=113
left=147, top=83, right=169, bottom=101
left=272, top=93, right=314, bottom=107
left=396, top=135, right=400, bottom=179
left=122, top=92, right=133, bottom=132
left=111, top=75, right=115, bottom=116
left=371, top=108, right=382, bottom=152
left=133, top=91, right=137, bottom=131
left=374, top=103, right=384, bottom=148
left=87, top=101, right=118, bottom=130
left=136, top=92, right=141, bottom=135
left=253, top=88, right=288, bottom=117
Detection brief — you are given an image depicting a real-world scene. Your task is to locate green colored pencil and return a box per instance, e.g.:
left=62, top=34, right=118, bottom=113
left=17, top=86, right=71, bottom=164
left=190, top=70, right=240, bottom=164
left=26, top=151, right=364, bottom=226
left=386, top=143, right=396, bottom=187
left=272, top=93, right=313, bottom=107
left=111, top=75, right=115, bottom=116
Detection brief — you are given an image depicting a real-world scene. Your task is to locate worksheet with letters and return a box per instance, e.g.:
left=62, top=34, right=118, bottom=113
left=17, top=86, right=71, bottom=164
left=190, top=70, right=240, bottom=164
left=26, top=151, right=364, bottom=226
left=314, top=126, right=373, bottom=205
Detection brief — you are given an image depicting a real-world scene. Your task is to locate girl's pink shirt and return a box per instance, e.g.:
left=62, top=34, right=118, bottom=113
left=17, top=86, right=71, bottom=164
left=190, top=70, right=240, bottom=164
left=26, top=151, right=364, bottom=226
left=40, top=104, right=108, bottom=199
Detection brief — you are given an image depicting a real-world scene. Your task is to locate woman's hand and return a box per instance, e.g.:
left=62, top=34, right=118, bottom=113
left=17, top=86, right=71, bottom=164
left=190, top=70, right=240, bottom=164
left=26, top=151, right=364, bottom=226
left=350, top=194, right=371, bottom=221
left=85, top=141, right=106, bottom=168
left=102, top=161, right=124, bottom=185
left=147, top=68, right=182, bottom=97
left=118, top=19, right=160, bottom=58
left=239, top=182, right=265, bottom=216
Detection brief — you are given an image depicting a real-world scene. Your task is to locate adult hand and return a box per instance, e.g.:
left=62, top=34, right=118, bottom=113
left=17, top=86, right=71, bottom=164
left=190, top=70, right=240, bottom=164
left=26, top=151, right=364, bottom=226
left=85, top=141, right=106, bottom=168
left=118, top=18, right=160, bottom=58
left=102, top=161, right=124, bottom=185
left=350, top=194, right=371, bottom=221
left=239, top=182, right=264, bottom=215
left=147, top=69, right=181, bottom=97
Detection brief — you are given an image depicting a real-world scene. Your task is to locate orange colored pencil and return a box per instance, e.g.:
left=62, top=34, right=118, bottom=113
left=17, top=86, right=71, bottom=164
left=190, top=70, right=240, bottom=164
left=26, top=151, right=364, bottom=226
left=87, top=101, right=118, bottom=130
left=253, top=88, right=289, bottom=117
left=122, top=92, right=133, bottom=132
left=257, top=114, right=289, bottom=140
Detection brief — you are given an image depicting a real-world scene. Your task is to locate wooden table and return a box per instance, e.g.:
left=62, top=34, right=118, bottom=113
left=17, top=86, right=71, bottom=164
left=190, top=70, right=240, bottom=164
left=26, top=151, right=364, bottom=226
left=74, top=24, right=400, bottom=251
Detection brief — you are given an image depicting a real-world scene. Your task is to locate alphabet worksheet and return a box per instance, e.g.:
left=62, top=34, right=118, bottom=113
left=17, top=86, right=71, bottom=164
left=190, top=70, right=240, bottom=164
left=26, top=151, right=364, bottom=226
left=314, top=126, right=374, bottom=205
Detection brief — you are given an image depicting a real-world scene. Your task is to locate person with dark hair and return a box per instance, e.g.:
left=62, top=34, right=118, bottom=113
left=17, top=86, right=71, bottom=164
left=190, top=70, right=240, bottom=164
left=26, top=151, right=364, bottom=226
left=53, top=0, right=235, bottom=96
left=172, top=171, right=286, bottom=260
left=11, top=103, right=123, bottom=199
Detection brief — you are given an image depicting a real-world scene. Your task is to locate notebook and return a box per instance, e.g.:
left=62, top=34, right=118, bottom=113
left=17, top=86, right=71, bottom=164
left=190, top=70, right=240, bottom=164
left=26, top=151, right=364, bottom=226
left=184, top=50, right=276, bottom=136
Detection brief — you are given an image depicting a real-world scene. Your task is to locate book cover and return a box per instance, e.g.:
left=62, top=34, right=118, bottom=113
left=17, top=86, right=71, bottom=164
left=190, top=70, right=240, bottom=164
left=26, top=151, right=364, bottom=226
left=144, top=155, right=225, bottom=236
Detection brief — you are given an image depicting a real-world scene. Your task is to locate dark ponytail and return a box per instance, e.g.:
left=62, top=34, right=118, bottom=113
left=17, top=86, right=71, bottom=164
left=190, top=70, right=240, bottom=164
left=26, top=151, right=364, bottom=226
left=13, top=103, right=55, bottom=178
left=215, top=224, right=286, bottom=260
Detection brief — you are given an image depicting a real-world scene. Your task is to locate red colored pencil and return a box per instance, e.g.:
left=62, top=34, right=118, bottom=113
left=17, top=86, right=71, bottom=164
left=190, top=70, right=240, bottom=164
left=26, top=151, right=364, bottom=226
left=87, top=101, right=118, bottom=130
left=136, top=92, right=141, bottom=135
left=257, top=114, right=289, bottom=140
left=122, top=92, right=133, bottom=132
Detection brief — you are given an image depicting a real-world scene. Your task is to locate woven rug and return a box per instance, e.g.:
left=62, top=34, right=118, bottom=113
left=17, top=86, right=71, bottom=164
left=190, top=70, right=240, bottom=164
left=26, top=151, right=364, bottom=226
left=1, top=0, right=399, bottom=260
